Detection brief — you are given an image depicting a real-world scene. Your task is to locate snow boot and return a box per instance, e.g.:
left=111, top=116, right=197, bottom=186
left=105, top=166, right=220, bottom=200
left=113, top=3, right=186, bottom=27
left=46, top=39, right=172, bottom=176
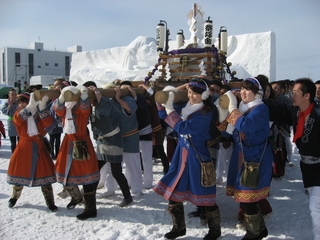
left=203, top=206, right=221, bottom=240
left=41, top=185, right=58, bottom=212
left=242, top=213, right=262, bottom=240
left=165, top=202, right=186, bottom=239
left=65, top=186, right=83, bottom=210
left=259, top=210, right=268, bottom=239
left=76, top=190, right=97, bottom=220
left=8, top=185, right=23, bottom=208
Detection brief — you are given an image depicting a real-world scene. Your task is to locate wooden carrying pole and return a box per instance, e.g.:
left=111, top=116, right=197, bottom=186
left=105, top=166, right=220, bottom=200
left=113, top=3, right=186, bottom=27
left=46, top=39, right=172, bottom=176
left=154, top=90, right=188, bottom=104
left=33, top=88, right=146, bottom=101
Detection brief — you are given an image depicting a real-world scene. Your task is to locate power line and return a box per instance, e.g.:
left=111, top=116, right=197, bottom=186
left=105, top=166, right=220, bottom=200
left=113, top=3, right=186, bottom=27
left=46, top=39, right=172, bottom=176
left=277, top=55, right=320, bottom=64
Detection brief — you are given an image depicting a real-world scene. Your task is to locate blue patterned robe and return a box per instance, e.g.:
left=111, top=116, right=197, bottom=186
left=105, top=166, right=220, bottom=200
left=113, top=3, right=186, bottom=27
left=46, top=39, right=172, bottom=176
left=226, top=103, right=273, bottom=202
left=154, top=106, right=216, bottom=206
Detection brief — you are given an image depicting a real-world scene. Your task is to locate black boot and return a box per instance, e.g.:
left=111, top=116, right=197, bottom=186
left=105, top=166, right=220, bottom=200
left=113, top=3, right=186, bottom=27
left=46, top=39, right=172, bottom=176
left=8, top=198, right=18, bottom=208
left=76, top=191, right=97, bottom=220
left=164, top=202, right=186, bottom=239
left=65, top=186, right=83, bottom=210
left=242, top=213, right=261, bottom=240
left=41, top=185, right=58, bottom=212
left=203, top=206, right=221, bottom=240
left=8, top=186, right=23, bottom=208
left=118, top=196, right=133, bottom=207
left=259, top=209, right=268, bottom=239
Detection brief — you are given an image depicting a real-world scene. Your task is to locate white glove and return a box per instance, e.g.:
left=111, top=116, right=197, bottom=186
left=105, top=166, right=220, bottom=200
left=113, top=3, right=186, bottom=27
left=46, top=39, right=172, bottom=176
left=78, top=85, right=88, bottom=100
left=65, top=86, right=79, bottom=94
left=162, top=91, right=175, bottom=115
left=225, top=90, right=238, bottom=113
left=26, top=93, right=39, bottom=114
left=39, top=95, right=49, bottom=111
left=215, top=98, right=228, bottom=123
left=58, top=93, right=65, bottom=104
left=162, top=85, right=178, bottom=92
left=61, top=86, right=79, bottom=102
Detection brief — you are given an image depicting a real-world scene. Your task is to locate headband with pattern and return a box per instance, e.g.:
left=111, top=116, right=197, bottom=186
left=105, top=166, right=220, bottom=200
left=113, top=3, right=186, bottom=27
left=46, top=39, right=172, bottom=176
left=245, top=77, right=262, bottom=90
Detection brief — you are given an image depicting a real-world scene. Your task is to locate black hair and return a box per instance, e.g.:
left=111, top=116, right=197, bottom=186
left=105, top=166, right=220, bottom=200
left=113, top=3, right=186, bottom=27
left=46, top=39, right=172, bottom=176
left=263, top=82, right=276, bottom=99
left=210, top=79, right=223, bottom=89
left=17, top=92, right=30, bottom=104
left=220, top=84, right=231, bottom=92
left=255, top=74, right=269, bottom=95
left=120, top=81, right=133, bottom=87
left=70, top=81, right=78, bottom=86
left=294, top=78, right=316, bottom=103
left=82, top=81, right=97, bottom=88
left=242, top=80, right=260, bottom=95
left=189, top=78, right=213, bottom=114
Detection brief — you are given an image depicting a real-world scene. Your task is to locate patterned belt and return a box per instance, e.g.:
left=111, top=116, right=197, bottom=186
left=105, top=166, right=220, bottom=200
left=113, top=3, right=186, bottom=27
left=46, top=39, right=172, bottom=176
left=301, top=155, right=320, bottom=164
left=123, top=128, right=138, bottom=138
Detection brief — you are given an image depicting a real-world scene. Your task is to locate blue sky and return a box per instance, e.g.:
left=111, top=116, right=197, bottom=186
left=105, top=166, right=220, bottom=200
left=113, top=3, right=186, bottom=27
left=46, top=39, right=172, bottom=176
left=1, top=0, right=319, bottom=81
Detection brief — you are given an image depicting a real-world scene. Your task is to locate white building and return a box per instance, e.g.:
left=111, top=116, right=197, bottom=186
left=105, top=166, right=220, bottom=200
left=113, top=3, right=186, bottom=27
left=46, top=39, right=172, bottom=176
left=0, top=42, right=82, bottom=88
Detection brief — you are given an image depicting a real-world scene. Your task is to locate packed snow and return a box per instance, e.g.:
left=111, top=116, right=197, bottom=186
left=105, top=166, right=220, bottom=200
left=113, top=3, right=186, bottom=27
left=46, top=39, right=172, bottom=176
left=70, top=31, right=275, bottom=87
left=0, top=110, right=314, bottom=239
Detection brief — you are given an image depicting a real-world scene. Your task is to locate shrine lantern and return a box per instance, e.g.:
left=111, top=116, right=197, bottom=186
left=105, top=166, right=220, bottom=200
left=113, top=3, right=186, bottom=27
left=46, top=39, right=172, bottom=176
left=204, top=17, right=213, bottom=48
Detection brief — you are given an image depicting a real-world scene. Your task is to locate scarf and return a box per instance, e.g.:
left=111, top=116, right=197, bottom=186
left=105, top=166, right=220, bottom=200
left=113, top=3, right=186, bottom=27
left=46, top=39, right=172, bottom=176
left=64, top=101, right=77, bottom=134
left=292, top=102, right=314, bottom=143
left=238, top=98, right=263, bottom=114
left=181, top=101, right=203, bottom=121
left=27, top=108, right=39, bottom=137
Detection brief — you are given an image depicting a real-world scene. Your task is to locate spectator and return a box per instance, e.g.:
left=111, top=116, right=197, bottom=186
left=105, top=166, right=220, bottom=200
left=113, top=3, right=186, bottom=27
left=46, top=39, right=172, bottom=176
left=0, top=120, right=6, bottom=148
left=315, top=80, right=320, bottom=106
left=263, top=78, right=320, bottom=240
left=2, top=88, right=19, bottom=153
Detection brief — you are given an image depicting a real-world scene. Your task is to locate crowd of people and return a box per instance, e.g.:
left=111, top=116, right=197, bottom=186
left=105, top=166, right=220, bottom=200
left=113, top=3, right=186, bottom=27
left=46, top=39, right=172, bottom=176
left=3, top=76, right=320, bottom=240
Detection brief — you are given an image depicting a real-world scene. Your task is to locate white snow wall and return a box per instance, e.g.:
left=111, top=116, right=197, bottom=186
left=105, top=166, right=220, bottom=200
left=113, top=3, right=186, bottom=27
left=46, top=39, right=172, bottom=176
left=70, top=31, right=275, bottom=87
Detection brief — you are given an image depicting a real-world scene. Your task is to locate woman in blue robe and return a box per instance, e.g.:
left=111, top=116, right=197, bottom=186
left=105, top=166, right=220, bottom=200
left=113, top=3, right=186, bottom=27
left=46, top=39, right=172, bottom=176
left=224, top=78, right=273, bottom=240
left=154, top=78, right=221, bottom=240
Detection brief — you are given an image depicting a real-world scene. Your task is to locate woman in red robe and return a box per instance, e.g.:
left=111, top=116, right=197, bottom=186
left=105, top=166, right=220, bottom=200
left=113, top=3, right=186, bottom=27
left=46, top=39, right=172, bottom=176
left=53, top=86, right=100, bottom=220
left=7, top=92, right=57, bottom=212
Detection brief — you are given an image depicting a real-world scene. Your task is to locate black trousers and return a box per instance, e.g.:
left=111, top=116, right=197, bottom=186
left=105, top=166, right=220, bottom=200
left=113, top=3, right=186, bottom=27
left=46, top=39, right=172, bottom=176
left=98, top=160, right=131, bottom=199
left=241, top=202, right=259, bottom=215
left=49, top=133, right=61, bottom=157
left=10, top=136, right=19, bottom=153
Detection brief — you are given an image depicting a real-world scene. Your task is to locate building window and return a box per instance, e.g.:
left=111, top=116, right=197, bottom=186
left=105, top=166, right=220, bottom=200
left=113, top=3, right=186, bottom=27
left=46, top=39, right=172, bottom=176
left=28, top=53, right=34, bottom=76
left=65, top=56, right=70, bottom=76
left=45, top=63, right=49, bottom=66
left=38, top=65, right=41, bottom=68
left=15, top=52, right=21, bottom=67
left=54, top=63, right=58, bottom=67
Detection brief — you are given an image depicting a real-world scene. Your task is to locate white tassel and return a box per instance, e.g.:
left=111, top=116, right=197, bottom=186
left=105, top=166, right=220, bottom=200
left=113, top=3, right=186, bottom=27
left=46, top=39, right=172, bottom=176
left=64, top=101, right=77, bottom=134
left=27, top=113, right=39, bottom=137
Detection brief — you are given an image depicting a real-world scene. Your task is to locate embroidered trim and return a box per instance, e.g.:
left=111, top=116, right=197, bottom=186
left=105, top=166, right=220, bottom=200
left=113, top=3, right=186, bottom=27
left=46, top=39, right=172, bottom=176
left=38, top=109, right=50, bottom=119
left=226, top=109, right=243, bottom=125
left=165, top=111, right=181, bottom=129
left=226, top=186, right=269, bottom=202
left=301, top=118, right=315, bottom=143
